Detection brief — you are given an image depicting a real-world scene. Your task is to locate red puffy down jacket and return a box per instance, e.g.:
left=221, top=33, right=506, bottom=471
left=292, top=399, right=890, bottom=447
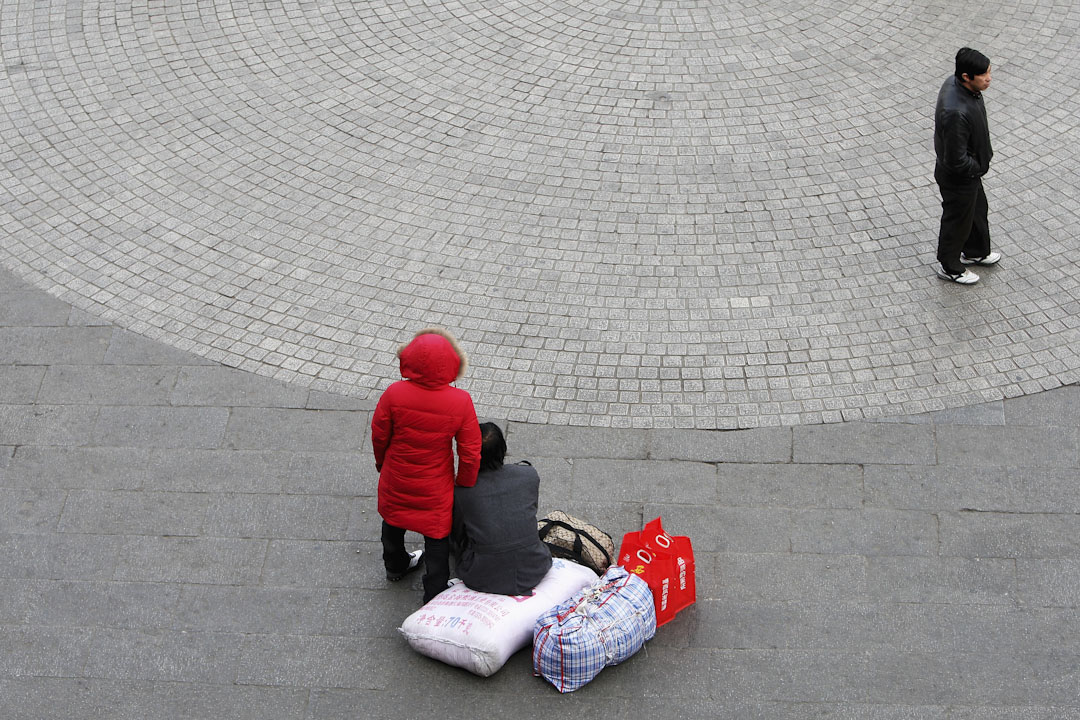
left=372, top=329, right=481, bottom=538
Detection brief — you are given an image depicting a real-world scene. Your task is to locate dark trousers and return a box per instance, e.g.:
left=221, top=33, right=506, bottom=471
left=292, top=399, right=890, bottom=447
left=381, top=521, right=451, bottom=603
left=936, top=175, right=991, bottom=274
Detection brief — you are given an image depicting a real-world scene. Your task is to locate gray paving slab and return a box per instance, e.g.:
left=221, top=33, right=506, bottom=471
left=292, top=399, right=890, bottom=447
left=84, top=628, right=244, bottom=683
left=0, top=404, right=99, bottom=446
left=0, top=327, right=113, bottom=365
left=569, top=457, right=718, bottom=504
left=0, top=289, right=71, bottom=326
left=36, top=365, right=179, bottom=406
left=0, top=679, right=309, bottom=720
left=66, top=307, right=113, bottom=328
left=0, top=626, right=93, bottom=677
left=113, top=536, right=267, bottom=585
left=715, top=462, right=863, bottom=509
left=202, top=493, right=352, bottom=541
left=261, top=540, right=383, bottom=589
left=938, top=512, right=1080, bottom=559
left=102, top=330, right=216, bottom=367
left=170, top=366, right=310, bottom=408
left=235, top=635, right=399, bottom=690
left=711, top=553, right=868, bottom=603
left=691, top=601, right=1068, bottom=655
left=141, top=449, right=297, bottom=494
left=92, top=406, right=230, bottom=449
left=57, top=489, right=209, bottom=536
left=223, top=408, right=367, bottom=451
left=793, top=422, right=938, bottom=465
left=1004, top=384, right=1080, bottom=426
left=171, top=585, right=330, bottom=635
left=322, top=588, right=412, bottom=637
left=0, top=487, right=66, bottom=533
left=865, top=464, right=1080, bottom=514
left=6, top=446, right=150, bottom=490
left=1, top=2, right=1080, bottom=716
left=789, top=508, right=939, bottom=557
left=929, top=400, right=1006, bottom=426
left=282, top=451, right=374, bottom=496
left=0, top=366, right=45, bottom=404
left=1016, top=559, right=1080, bottom=608
left=0, top=533, right=123, bottom=581
left=647, top=426, right=794, bottom=463
left=306, top=687, right=595, bottom=718
left=934, top=424, right=1079, bottom=468
left=505, top=423, right=650, bottom=459
left=864, top=557, right=1017, bottom=605
left=305, top=389, right=376, bottom=412
left=15, top=580, right=183, bottom=630
left=643, top=505, right=794, bottom=554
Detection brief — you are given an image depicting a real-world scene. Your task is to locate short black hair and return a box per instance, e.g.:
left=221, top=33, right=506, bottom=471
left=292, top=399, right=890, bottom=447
left=955, top=47, right=990, bottom=79
left=479, top=422, right=506, bottom=472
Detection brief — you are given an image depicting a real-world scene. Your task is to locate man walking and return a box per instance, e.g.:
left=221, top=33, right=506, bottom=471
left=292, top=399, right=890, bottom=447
left=934, top=47, right=999, bottom=284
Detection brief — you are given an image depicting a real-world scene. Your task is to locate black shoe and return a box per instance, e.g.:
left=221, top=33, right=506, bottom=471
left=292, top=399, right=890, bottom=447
left=386, top=550, right=424, bottom=581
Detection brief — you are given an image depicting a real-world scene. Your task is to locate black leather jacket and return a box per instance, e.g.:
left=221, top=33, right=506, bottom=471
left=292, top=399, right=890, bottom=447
left=934, top=76, right=993, bottom=184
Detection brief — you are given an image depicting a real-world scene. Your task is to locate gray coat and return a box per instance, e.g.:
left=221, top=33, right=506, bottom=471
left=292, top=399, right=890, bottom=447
left=452, top=461, right=552, bottom=595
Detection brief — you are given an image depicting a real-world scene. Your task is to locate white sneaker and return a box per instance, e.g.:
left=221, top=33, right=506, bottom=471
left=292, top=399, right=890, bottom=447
left=936, top=267, right=979, bottom=284
left=960, top=252, right=1001, bottom=266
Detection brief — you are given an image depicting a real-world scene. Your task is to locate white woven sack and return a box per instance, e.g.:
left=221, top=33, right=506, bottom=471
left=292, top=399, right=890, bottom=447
left=399, top=558, right=597, bottom=676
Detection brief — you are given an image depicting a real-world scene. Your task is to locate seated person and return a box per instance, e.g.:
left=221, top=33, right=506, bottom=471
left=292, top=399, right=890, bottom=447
left=452, top=423, right=552, bottom=595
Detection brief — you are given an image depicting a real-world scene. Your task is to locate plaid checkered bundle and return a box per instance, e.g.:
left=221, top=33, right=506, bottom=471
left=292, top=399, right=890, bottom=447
left=532, top=565, right=657, bottom=693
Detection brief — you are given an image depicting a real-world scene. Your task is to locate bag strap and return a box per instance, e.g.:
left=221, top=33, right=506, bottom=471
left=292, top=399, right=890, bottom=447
left=537, top=519, right=612, bottom=566
left=555, top=573, right=627, bottom=622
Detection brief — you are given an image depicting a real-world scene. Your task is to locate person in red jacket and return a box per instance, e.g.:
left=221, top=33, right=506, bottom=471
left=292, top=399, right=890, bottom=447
left=372, top=327, right=481, bottom=603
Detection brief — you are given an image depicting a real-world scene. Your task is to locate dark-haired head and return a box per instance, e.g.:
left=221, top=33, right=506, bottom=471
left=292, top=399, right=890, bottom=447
left=955, top=47, right=990, bottom=80
left=479, top=422, right=506, bottom=472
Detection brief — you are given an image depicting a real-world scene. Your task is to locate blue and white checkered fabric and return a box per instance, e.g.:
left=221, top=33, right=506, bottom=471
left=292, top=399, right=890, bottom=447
left=532, top=565, right=657, bottom=693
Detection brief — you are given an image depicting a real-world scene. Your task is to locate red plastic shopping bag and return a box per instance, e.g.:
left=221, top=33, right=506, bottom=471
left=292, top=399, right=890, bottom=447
left=617, top=517, right=695, bottom=626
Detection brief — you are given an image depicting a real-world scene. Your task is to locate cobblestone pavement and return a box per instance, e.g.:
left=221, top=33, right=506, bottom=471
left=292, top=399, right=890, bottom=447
left=2, top=0, right=1079, bottom=429
left=3, top=265, right=1080, bottom=717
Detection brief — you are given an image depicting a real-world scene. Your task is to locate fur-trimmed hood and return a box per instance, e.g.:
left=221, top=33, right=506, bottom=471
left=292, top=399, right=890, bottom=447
left=397, top=327, right=467, bottom=388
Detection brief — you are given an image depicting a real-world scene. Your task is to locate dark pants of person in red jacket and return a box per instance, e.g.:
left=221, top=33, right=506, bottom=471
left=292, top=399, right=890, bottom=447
left=382, top=521, right=451, bottom=603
